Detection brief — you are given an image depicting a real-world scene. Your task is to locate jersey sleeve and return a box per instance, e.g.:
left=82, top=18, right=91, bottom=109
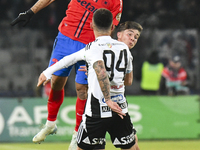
left=43, top=48, right=86, bottom=79
left=85, top=43, right=103, bottom=67
left=110, top=0, right=123, bottom=26
left=126, top=49, right=133, bottom=73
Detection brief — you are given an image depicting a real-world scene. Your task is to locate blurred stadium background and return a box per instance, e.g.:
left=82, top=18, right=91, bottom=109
left=0, top=0, right=200, bottom=148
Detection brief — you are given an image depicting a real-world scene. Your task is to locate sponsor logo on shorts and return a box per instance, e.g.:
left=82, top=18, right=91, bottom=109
left=113, top=138, right=121, bottom=145
left=113, top=133, right=135, bottom=146
left=83, top=136, right=91, bottom=144
left=51, top=58, right=58, bottom=66
left=121, top=132, right=135, bottom=145
left=92, top=138, right=105, bottom=145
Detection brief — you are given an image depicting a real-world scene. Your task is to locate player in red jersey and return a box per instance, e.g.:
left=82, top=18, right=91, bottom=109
left=11, top=0, right=123, bottom=147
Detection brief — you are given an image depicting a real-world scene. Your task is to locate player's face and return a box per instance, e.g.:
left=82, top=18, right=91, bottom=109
left=117, top=29, right=140, bottom=49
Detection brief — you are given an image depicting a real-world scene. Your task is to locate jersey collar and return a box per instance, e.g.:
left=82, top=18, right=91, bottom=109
left=96, top=36, right=112, bottom=40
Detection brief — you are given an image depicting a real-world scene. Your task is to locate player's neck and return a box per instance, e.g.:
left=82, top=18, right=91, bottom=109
left=94, top=31, right=111, bottom=39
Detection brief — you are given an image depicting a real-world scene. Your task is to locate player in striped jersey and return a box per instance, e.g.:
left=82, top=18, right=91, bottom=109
left=78, top=21, right=143, bottom=150
left=37, top=8, right=141, bottom=150
left=11, top=0, right=123, bottom=145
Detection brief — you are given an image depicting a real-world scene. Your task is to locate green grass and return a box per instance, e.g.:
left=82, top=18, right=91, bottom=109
left=0, top=140, right=200, bottom=150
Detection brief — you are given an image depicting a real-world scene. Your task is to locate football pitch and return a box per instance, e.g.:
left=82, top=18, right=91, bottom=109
left=0, top=140, right=200, bottom=150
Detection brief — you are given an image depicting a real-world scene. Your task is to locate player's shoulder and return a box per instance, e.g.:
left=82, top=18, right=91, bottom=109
left=111, top=38, right=129, bottom=50
left=85, top=36, right=128, bottom=50
left=113, top=38, right=127, bottom=46
left=96, top=37, right=126, bottom=48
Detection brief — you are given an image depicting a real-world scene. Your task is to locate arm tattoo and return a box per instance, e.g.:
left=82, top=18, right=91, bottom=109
left=93, top=60, right=110, bottom=100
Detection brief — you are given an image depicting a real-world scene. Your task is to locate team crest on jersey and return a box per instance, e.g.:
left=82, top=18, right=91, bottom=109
left=101, top=0, right=110, bottom=7
left=107, top=43, right=112, bottom=48
left=116, top=13, right=122, bottom=22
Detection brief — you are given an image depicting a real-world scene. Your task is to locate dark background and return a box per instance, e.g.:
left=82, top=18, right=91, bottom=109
left=0, top=0, right=199, bottom=97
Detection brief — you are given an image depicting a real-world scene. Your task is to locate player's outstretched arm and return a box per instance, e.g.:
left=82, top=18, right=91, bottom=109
left=93, top=60, right=126, bottom=119
left=11, top=0, right=56, bottom=26
left=37, top=49, right=85, bottom=87
left=37, top=73, right=50, bottom=87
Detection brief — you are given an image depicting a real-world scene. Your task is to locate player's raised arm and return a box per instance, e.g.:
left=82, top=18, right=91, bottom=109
left=11, top=0, right=56, bottom=26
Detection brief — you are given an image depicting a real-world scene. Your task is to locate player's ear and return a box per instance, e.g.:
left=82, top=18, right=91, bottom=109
left=111, top=24, right=115, bottom=31
left=90, top=22, right=93, bottom=29
left=117, top=31, right=122, bottom=39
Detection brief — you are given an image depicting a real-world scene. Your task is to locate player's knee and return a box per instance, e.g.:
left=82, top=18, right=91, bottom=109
left=76, top=89, right=87, bottom=100
left=76, top=84, right=88, bottom=99
left=51, top=75, right=68, bottom=90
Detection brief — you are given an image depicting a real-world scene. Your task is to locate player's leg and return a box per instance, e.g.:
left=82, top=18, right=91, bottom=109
left=69, top=61, right=88, bottom=150
left=46, top=75, right=68, bottom=125
left=133, top=134, right=140, bottom=150
left=130, top=127, right=140, bottom=150
left=75, top=82, right=88, bottom=131
left=109, top=113, right=136, bottom=150
left=77, top=115, right=107, bottom=150
left=75, top=61, right=88, bottom=132
left=32, top=75, right=68, bottom=143
left=33, top=32, right=74, bottom=143
left=77, top=147, right=84, bottom=150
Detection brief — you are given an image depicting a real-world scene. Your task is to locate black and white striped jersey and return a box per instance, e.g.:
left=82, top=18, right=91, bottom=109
left=43, top=36, right=133, bottom=118
left=84, top=36, right=132, bottom=118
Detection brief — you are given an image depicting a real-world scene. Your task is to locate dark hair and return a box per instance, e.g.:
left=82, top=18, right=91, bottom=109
left=117, top=21, right=143, bottom=33
left=148, top=51, right=160, bottom=64
left=93, top=8, right=113, bottom=31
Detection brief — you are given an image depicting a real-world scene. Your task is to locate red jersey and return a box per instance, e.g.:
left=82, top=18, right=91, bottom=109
left=162, top=67, right=187, bottom=82
left=58, top=0, right=123, bottom=44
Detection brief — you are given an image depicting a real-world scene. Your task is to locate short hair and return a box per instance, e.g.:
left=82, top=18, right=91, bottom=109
left=117, top=21, right=143, bottom=33
left=93, top=8, right=113, bottom=31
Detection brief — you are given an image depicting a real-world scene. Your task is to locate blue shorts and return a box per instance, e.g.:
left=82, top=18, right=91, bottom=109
left=48, top=32, right=88, bottom=84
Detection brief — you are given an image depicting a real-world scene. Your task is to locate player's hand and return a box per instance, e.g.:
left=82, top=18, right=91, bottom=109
left=78, top=66, right=88, bottom=75
left=10, top=9, right=34, bottom=27
left=106, top=100, right=126, bottom=119
left=37, top=73, right=50, bottom=87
